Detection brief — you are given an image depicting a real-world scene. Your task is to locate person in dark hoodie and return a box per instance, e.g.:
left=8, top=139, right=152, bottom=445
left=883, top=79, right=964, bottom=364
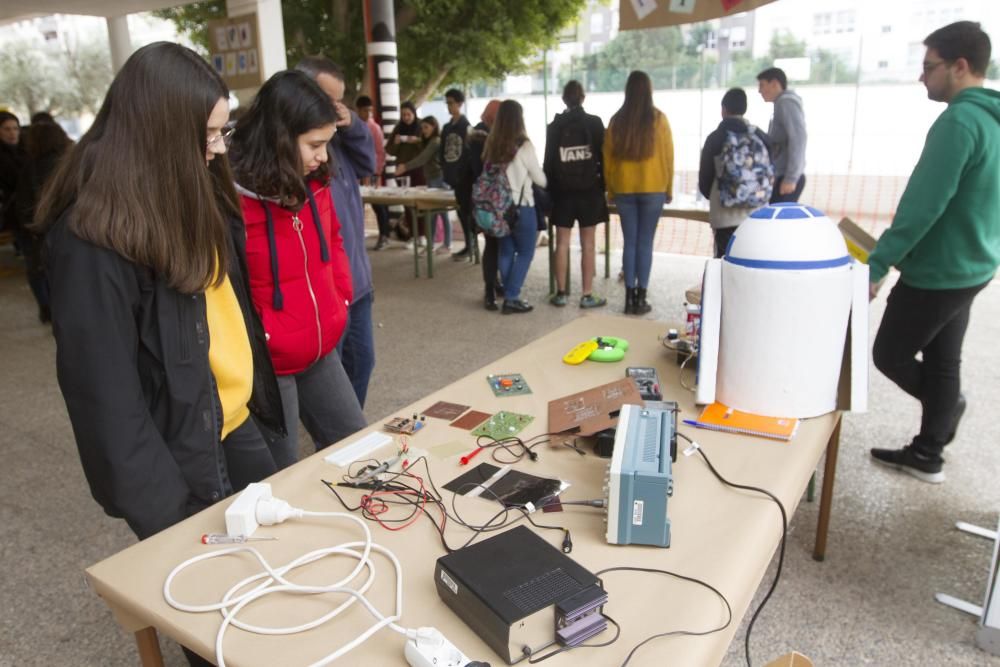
left=229, top=70, right=366, bottom=470
left=15, top=117, right=73, bottom=322
left=469, top=99, right=502, bottom=309
left=757, top=67, right=806, bottom=203
left=0, top=111, right=23, bottom=236
left=698, top=87, right=773, bottom=258
left=868, top=21, right=1000, bottom=484
left=439, top=88, right=473, bottom=259
left=544, top=80, right=608, bottom=309
left=296, top=57, right=378, bottom=408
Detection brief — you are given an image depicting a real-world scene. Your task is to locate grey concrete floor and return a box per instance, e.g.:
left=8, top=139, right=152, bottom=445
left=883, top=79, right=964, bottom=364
left=1, top=236, right=999, bottom=667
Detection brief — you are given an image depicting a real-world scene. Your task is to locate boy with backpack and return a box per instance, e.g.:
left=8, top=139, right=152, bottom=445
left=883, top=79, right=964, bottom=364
left=698, top=87, right=774, bottom=258
left=543, top=80, right=609, bottom=308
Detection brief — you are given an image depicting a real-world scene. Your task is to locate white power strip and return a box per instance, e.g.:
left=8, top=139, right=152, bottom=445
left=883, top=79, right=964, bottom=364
left=224, top=482, right=272, bottom=537
left=404, top=627, right=484, bottom=667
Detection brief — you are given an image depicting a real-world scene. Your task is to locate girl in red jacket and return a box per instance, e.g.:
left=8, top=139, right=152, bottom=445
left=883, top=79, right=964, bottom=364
left=229, top=70, right=366, bottom=468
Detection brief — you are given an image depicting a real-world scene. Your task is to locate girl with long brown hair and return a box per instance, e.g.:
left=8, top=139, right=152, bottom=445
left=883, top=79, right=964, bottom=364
left=481, top=99, right=546, bottom=314
left=37, top=42, right=285, bottom=545
left=603, top=70, right=674, bottom=314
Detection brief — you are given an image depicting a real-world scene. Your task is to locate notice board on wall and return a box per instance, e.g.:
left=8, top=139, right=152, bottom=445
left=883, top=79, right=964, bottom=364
left=620, top=0, right=779, bottom=30
left=207, top=13, right=263, bottom=89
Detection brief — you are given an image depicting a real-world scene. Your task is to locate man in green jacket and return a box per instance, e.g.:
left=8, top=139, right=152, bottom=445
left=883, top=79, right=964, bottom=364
left=869, top=21, right=1000, bottom=484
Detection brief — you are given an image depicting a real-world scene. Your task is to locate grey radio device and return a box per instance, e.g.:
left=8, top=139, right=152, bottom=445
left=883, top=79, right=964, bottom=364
left=604, top=402, right=677, bottom=548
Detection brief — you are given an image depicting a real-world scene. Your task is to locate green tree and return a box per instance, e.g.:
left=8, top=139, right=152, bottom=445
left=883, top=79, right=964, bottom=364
left=155, top=0, right=587, bottom=104
left=0, top=36, right=111, bottom=117
left=567, top=26, right=704, bottom=92
left=809, top=48, right=856, bottom=85
left=768, top=30, right=806, bottom=59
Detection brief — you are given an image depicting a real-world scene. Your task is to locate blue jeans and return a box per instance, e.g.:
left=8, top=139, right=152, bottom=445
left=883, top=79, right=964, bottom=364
left=337, top=291, right=375, bottom=408
left=498, top=206, right=538, bottom=301
left=427, top=176, right=451, bottom=247
left=271, top=350, right=367, bottom=469
left=615, top=193, right=665, bottom=289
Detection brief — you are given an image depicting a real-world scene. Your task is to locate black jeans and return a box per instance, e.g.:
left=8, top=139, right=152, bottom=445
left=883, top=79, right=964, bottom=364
left=769, top=174, right=806, bottom=203
left=712, top=227, right=736, bottom=259
left=372, top=204, right=391, bottom=238
left=872, top=280, right=989, bottom=455
left=222, top=416, right=278, bottom=494
left=482, top=234, right=500, bottom=300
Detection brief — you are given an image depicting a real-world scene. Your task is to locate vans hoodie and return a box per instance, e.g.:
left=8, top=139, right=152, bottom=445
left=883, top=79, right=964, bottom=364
left=869, top=87, right=1000, bottom=289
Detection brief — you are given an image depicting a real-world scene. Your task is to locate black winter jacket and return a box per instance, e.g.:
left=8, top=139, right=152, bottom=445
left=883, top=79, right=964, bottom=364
left=46, top=211, right=285, bottom=539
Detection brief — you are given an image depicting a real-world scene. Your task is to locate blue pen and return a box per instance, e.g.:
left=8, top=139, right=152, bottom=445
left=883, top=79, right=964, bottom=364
left=682, top=419, right=700, bottom=427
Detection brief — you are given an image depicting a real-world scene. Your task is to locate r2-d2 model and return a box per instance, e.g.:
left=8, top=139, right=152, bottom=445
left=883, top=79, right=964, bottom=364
left=696, top=203, right=868, bottom=418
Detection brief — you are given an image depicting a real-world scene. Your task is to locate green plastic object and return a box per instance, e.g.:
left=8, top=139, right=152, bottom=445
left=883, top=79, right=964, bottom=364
left=588, top=336, right=629, bottom=362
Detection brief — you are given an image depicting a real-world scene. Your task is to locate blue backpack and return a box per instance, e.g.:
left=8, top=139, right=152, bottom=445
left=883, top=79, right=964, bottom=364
left=472, top=161, right=519, bottom=237
left=718, top=124, right=774, bottom=208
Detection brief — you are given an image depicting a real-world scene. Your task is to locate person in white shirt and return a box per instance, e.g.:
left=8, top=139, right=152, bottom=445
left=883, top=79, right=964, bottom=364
left=481, top=100, right=547, bottom=314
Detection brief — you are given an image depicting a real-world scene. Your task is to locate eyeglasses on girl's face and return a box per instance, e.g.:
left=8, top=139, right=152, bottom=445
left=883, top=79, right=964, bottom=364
left=207, top=125, right=235, bottom=148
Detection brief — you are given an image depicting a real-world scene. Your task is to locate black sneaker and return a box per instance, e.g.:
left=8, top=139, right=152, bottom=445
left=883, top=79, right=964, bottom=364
left=501, top=299, right=533, bottom=314
left=484, top=297, right=498, bottom=311
left=947, top=394, right=966, bottom=444
left=451, top=246, right=471, bottom=261
left=870, top=445, right=945, bottom=484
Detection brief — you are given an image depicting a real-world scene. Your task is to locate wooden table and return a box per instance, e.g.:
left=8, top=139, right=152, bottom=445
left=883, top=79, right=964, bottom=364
left=361, top=186, right=463, bottom=278
left=86, top=315, right=840, bottom=667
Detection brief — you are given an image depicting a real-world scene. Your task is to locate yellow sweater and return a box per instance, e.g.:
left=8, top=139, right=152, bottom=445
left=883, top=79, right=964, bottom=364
left=205, top=272, right=253, bottom=440
left=603, top=113, right=674, bottom=198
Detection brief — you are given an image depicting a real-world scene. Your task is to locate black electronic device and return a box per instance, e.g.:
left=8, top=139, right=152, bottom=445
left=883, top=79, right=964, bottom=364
left=593, top=427, right=616, bottom=458
left=626, top=366, right=662, bottom=401
left=434, top=526, right=608, bottom=665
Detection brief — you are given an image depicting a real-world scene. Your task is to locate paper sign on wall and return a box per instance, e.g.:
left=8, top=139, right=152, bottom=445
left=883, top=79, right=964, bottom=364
left=630, top=0, right=658, bottom=21
left=669, top=0, right=697, bottom=13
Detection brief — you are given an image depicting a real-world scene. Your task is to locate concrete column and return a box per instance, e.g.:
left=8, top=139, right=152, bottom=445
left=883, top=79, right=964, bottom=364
left=105, top=15, right=133, bottom=73
left=226, top=0, right=287, bottom=79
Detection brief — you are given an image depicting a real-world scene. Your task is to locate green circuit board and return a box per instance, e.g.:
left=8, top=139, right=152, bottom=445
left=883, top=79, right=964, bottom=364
left=487, top=373, right=532, bottom=397
left=470, top=411, right=535, bottom=439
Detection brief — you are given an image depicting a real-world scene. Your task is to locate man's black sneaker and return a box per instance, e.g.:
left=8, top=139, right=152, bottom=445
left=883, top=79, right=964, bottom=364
left=451, top=246, right=471, bottom=261
left=947, top=394, right=966, bottom=444
left=870, top=445, right=945, bottom=484
left=501, top=299, right=533, bottom=314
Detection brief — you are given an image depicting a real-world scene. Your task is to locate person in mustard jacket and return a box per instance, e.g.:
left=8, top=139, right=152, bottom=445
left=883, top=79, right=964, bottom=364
left=603, top=70, right=674, bottom=315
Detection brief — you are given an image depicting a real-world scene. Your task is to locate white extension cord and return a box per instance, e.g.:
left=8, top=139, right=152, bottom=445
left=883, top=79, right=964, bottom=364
left=164, top=488, right=415, bottom=667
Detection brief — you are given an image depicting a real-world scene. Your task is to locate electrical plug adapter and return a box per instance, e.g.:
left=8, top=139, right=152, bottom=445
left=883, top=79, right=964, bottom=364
left=224, top=482, right=272, bottom=537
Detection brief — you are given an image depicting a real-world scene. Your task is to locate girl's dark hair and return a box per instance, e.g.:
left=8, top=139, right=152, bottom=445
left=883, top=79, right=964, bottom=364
left=229, top=70, right=337, bottom=208
left=483, top=100, right=527, bottom=164
left=420, top=116, right=440, bottom=138
left=609, top=70, right=661, bottom=162
left=25, top=120, right=72, bottom=160
left=34, top=42, right=238, bottom=294
left=0, top=111, right=19, bottom=126
left=389, top=101, right=420, bottom=141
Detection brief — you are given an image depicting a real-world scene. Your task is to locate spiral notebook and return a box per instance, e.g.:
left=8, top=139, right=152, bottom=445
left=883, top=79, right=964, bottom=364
left=686, top=402, right=798, bottom=441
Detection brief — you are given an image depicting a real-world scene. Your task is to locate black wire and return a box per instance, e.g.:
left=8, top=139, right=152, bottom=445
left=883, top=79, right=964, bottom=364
left=596, top=566, right=733, bottom=667
left=676, top=431, right=788, bottom=667
left=323, top=456, right=569, bottom=553
left=471, top=430, right=584, bottom=464
left=524, top=613, right=621, bottom=664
